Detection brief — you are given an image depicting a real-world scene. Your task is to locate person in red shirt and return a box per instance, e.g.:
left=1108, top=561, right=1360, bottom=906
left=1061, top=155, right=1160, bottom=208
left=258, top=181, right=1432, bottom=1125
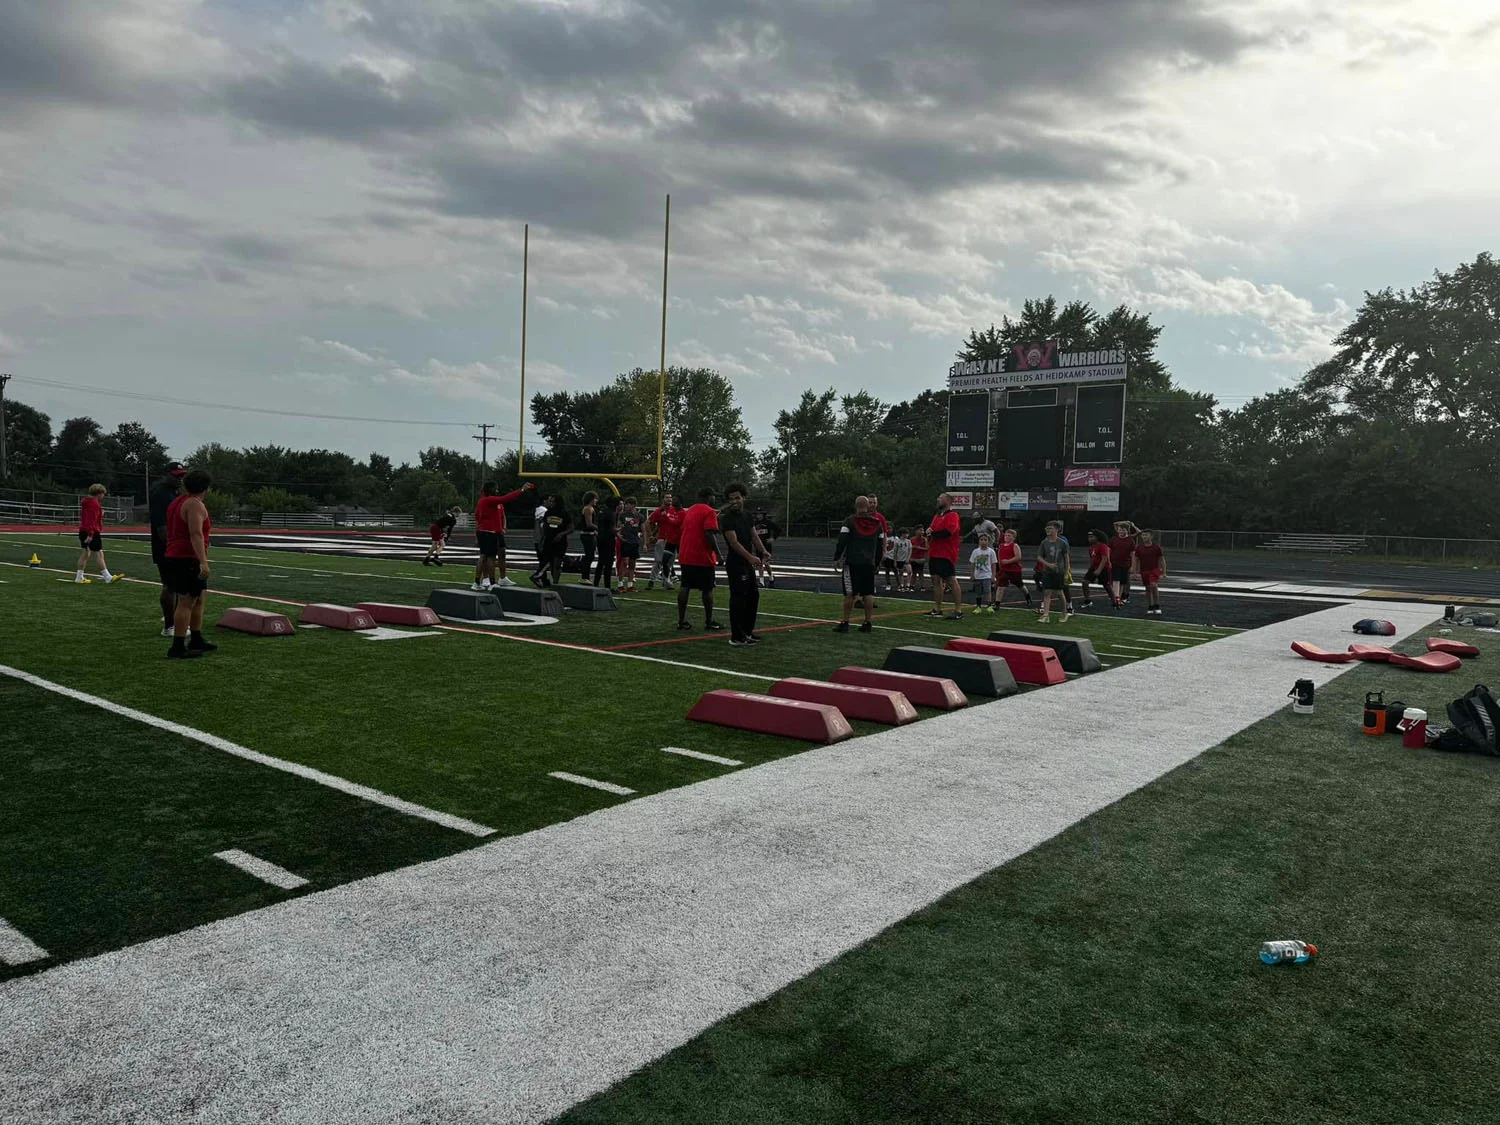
left=1107, top=519, right=1140, bottom=608
left=163, top=469, right=217, bottom=658
left=471, top=480, right=534, bottom=592
left=1132, top=530, right=1167, bottom=617
left=995, top=527, right=1032, bottom=609
left=647, top=492, right=685, bottom=589
left=74, top=483, right=122, bottom=584
left=675, top=487, right=725, bottom=631
left=924, top=492, right=963, bottom=619
left=1080, top=529, right=1111, bottom=609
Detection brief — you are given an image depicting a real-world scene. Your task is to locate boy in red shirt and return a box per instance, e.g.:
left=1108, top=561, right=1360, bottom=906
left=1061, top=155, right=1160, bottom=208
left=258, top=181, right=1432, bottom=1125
left=647, top=492, right=685, bottom=589
left=924, top=492, right=963, bottom=619
left=1132, top=530, right=1167, bottom=617
left=908, top=529, right=929, bottom=592
left=1080, top=529, right=1111, bottom=609
left=1107, top=519, right=1140, bottom=608
left=675, top=488, right=725, bottom=631
left=75, top=483, right=121, bottom=584
left=995, top=528, right=1031, bottom=609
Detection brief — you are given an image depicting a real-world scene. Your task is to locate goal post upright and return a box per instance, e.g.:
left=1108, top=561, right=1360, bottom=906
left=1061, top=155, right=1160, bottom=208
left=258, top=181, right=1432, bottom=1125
left=516, top=195, right=670, bottom=501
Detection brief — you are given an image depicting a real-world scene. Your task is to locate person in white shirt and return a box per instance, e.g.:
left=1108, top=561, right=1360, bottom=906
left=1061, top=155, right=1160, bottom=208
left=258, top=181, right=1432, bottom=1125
left=970, top=533, right=999, bottom=613
left=881, top=532, right=898, bottom=591
left=972, top=514, right=999, bottom=548
left=894, top=531, right=913, bottom=591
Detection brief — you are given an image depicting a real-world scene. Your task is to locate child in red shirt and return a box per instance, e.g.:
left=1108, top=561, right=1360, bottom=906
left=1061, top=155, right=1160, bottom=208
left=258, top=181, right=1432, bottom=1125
left=1080, top=529, right=1110, bottom=608
left=1107, top=520, right=1140, bottom=608
left=75, top=484, right=121, bottom=584
left=1132, top=530, right=1167, bottom=617
left=995, top=528, right=1031, bottom=608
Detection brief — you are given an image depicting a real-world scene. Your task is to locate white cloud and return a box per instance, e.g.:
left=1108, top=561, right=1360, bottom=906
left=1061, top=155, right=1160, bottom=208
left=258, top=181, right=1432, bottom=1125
left=298, top=336, right=381, bottom=365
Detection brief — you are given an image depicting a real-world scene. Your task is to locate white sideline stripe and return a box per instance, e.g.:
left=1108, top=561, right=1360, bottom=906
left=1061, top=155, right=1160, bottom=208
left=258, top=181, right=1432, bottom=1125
left=213, top=849, right=309, bottom=890
left=0, top=918, right=48, bottom=966
left=360, top=627, right=443, bottom=642
left=548, top=771, right=635, bottom=796
left=662, top=746, right=743, bottom=767
left=0, top=663, right=496, bottom=839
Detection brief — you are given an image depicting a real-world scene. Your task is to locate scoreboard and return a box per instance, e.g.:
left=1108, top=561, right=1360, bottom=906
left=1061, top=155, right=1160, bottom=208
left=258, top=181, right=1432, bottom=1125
left=1071, top=383, right=1126, bottom=464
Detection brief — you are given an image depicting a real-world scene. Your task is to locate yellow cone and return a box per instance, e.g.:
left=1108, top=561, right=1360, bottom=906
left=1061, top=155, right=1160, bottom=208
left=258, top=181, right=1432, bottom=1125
left=27, top=553, right=41, bottom=567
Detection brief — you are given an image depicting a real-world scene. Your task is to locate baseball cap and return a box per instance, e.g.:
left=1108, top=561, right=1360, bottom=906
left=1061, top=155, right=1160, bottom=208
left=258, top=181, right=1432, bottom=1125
left=167, top=460, right=187, bottom=476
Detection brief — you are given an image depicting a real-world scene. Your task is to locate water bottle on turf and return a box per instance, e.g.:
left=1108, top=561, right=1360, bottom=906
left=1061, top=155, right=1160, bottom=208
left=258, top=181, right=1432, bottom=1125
left=1259, top=939, right=1318, bottom=965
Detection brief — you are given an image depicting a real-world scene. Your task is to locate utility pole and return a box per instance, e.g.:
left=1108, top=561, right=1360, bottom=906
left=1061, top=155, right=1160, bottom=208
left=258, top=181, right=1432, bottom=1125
left=0, top=373, right=11, bottom=482
left=473, top=423, right=495, bottom=477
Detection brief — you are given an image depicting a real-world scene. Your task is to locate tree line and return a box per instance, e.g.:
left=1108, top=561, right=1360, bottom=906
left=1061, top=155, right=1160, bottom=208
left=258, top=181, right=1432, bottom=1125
left=3, top=252, right=1493, bottom=538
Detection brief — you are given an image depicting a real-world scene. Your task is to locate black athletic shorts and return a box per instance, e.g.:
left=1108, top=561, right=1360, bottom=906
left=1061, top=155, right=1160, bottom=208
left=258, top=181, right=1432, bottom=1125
left=842, top=564, right=876, bottom=598
left=78, top=530, right=102, bottom=552
left=928, top=557, right=956, bottom=580
left=999, top=569, right=1026, bottom=588
left=911, top=560, right=925, bottom=574
left=1043, top=571, right=1066, bottom=591
left=620, top=542, right=641, bottom=560
left=1085, top=567, right=1106, bottom=583
left=476, top=530, right=503, bottom=558
left=162, top=556, right=208, bottom=597
left=1111, top=565, right=1131, bottom=584
left=679, top=564, right=715, bottom=591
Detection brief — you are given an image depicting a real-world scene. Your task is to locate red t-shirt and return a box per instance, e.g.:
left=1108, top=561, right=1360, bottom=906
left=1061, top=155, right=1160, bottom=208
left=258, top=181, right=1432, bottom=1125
left=79, top=495, right=103, bottom=534
left=1089, top=542, right=1110, bottom=572
left=474, top=488, right=526, bottom=534
left=1108, top=535, right=1136, bottom=567
left=1135, top=544, right=1164, bottom=573
left=677, top=503, right=719, bottom=567
left=648, top=505, right=685, bottom=546
left=927, top=510, right=961, bottom=563
left=909, top=535, right=929, bottom=561
left=165, top=495, right=210, bottom=558
left=999, top=540, right=1023, bottom=572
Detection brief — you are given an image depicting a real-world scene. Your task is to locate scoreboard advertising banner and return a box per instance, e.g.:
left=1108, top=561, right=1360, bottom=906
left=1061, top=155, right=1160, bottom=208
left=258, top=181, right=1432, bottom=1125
left=947, top=339, right=1128, bottom=391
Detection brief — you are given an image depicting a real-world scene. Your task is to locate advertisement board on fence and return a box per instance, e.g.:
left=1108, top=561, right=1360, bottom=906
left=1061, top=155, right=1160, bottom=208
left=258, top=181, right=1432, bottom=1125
left=1057, top=491, right=1089, bottom=510
left=1028, top=491, right=1058, bottom=511
left=948, top=492, right=974, bottom=511
left=995, top=491, right=1029, bottom=511
left=1062, top=468, right=1122, bottom=489
left=1086, top=491, right=1121, bottom=512
left=946, top=469, right=995, bottom=487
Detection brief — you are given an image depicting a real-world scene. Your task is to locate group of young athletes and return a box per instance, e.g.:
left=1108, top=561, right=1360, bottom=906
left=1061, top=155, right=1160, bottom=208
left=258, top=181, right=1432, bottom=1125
left=965, top=516, right=1168, bottom=620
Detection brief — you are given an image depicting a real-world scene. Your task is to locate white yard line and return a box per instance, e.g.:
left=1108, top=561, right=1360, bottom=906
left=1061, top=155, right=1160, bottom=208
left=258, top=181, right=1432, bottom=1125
left=433, top=623, right=779, bottom=682
left=0, top=663, right=496, bottom=839
left=213, top=850, right=310, bottom=891
left=0, top=918, right=48, bottom=966
left=662, top=746, right=743, bottom=767
left=548, top=772, right=635, bottom=796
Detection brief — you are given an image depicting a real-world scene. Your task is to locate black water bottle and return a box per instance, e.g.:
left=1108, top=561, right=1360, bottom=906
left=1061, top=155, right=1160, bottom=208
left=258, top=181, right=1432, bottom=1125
left=1289, top=678, right=1314, bottom=714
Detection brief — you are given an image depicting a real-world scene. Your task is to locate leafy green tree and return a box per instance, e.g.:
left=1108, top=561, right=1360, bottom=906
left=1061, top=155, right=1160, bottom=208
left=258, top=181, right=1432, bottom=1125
left=1, top=398, right=52, bottom=478
left=102, top=421, right=170, bottom=499
left=49, top=417, right=114, bottom=489
left=246, top=487, right=296, bottom=513
left=202, top=488, right=238, bottom=522
left=185, top=444, right=247, bottom=496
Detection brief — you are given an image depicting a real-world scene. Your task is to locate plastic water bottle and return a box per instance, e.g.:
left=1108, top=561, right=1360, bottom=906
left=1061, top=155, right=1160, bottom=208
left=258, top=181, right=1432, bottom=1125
left=1259, top=939, right=1318, bottom=965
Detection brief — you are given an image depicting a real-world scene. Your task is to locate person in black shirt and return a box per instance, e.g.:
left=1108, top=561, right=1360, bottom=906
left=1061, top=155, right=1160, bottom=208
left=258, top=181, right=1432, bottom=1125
left=577, top=491, right=599, bottom=583
left=720, top=483, right=766, bottom=645
left=423, top=505, right=462, bottom=567
left=593, top=495, right=619, bottom=589
left=530, top=495, right=574, bottom=587
left=148, top=461, right=187, bottom=636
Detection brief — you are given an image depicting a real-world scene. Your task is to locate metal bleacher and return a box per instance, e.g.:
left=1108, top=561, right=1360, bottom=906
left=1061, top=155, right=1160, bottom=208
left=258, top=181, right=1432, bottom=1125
left=1257, top=534, right=1367, bottom=555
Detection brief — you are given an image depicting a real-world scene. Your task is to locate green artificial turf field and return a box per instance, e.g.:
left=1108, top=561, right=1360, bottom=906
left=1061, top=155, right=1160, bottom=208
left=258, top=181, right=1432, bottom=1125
left=563, top=626, right=1500, bottom=1125
left=0, top=531, right=1223, bottom=979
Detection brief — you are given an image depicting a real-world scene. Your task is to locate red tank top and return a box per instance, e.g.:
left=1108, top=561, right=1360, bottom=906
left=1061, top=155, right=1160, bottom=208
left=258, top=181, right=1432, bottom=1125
left=165, top=495, right=211, bottom=558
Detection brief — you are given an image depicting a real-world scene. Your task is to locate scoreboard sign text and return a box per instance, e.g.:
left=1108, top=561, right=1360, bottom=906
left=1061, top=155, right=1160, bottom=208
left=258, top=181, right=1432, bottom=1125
left=946, top=393, right=990, bottom=467
left=1072, top=383, right=1126, bottom=465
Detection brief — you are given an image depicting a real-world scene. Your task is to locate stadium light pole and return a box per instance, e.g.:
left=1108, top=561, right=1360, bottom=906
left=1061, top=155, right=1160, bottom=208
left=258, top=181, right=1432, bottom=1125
left=784, top=443, right=791, bottom=529
left=0, top=373, right=11, bottom=481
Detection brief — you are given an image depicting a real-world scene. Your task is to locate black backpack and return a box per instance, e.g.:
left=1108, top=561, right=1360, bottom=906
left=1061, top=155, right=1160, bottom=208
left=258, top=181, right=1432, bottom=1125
left=1437, top=684, right=1500, bottom=755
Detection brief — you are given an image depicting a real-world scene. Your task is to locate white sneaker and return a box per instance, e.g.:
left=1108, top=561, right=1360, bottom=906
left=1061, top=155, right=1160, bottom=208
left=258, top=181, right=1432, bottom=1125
left=161, top=626, right=174, bottom=637
left=74, top=575, right=91, bottom=584
left=471, top=582, right=485, bottom=592
left=497, top=577, right=516, bottom=587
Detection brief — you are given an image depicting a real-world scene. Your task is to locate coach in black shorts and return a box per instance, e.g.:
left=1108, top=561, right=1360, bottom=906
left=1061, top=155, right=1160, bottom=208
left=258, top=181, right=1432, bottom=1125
left=149, top=461, right=187, bottom=636
left=831, top=495, right=884, bottom=633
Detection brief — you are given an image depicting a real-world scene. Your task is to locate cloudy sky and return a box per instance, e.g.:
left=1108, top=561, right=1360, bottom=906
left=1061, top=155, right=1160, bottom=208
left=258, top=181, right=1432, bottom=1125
left=2, top=0, right=1495, bottom=464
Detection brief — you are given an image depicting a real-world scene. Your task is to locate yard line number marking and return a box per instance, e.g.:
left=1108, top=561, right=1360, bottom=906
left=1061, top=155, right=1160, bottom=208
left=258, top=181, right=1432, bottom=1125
left=0, top=663, right=497, bottom=839
left=213, top=849, right=310, bottom=890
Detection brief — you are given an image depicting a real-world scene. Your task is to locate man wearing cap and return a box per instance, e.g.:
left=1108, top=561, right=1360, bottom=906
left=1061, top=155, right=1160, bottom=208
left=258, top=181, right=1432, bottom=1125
left=149, top=461, right=188, bottom=636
